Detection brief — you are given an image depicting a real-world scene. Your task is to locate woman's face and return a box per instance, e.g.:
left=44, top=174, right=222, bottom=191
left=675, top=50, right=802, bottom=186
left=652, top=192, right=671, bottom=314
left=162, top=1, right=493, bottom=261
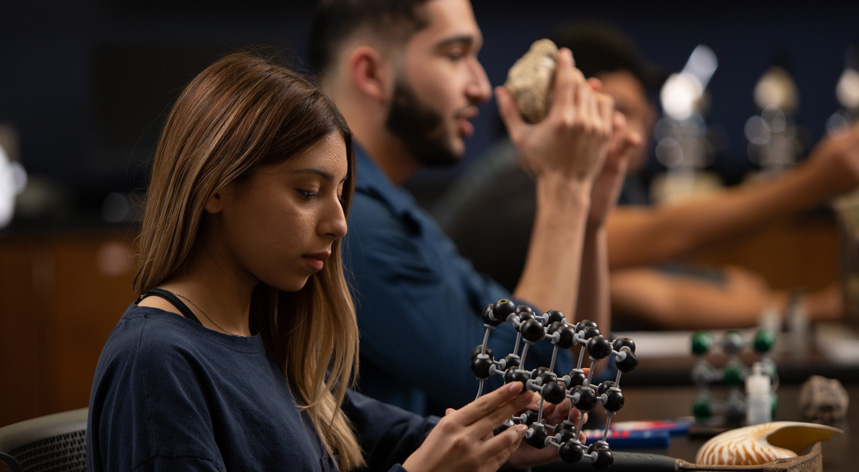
left=207, top=132, right=349, bottom=292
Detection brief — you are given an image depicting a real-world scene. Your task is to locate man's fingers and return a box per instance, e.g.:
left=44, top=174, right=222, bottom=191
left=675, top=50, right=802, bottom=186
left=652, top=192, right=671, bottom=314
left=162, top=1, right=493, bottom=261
left=496, top=86, right=527, bottom=141
left=598, top=93, right=616, bottom=134
left=549, top=48, right=576, bottom=118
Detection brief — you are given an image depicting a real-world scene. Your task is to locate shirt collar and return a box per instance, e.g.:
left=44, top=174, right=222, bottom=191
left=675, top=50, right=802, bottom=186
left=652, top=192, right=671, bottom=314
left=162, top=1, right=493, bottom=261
left=353, top=143, right=420, bottom=219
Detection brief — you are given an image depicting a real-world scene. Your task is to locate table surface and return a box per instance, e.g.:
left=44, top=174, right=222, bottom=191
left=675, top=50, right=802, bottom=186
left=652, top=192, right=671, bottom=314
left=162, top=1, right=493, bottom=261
left=530, top=322, right=859, bottom=470
left=594, top=382, right=855, bottom=472
left=616, top=323, right=859, bottom=387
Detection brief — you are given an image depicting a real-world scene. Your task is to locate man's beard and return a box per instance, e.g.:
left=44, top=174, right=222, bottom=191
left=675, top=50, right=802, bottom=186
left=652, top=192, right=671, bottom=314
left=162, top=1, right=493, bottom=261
left=385, top=79, right=461, bottom=168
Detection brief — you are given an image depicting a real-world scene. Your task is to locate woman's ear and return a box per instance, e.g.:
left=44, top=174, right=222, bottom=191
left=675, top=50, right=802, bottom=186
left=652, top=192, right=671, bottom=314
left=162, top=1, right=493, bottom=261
left=348, top=45, right=394, bottom=102
left=205, top=188, right=227, bottom=214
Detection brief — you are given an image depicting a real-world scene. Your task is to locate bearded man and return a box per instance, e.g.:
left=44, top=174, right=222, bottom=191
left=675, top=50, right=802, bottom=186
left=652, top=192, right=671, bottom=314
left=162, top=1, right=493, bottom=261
left=309, top=0, right=638, bottom=416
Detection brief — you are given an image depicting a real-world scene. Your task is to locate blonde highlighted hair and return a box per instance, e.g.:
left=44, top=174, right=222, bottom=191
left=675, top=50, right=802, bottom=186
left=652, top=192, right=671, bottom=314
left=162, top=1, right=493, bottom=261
left=133, top=51, right=364, bottom=470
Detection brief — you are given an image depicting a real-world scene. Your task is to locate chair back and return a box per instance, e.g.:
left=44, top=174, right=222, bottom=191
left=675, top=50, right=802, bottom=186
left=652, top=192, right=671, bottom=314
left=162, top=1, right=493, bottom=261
left=0, top=408, right=88, bottom=472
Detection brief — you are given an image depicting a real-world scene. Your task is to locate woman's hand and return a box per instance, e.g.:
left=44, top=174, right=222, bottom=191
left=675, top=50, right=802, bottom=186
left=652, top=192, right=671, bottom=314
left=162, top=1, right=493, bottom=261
left=402, top=382, right=536, bottom=472
left=403, top=371, right=593, bottom=471
left=503, top=383, right=588, bottom=469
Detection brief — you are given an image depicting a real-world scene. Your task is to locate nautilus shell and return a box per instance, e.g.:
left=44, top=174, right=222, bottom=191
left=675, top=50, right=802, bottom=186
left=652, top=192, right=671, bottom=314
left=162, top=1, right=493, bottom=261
left=696, top=421, right=842, bottom=466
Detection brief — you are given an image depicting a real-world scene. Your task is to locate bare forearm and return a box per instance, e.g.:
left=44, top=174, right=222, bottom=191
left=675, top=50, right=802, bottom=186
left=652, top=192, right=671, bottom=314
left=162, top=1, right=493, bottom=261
left=576, top=226, right=610, bottom=334
left=608, top=163, right=831, bottom=269
left=609, top=269, right=785, bottom=330
left=514, top=180, right=590, bottom=321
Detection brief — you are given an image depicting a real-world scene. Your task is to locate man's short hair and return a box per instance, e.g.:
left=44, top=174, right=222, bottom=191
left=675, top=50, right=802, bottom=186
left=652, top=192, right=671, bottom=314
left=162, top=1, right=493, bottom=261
left=549, top=20, right=666, bottom=93
left=308, top=0, right=431, bottom=77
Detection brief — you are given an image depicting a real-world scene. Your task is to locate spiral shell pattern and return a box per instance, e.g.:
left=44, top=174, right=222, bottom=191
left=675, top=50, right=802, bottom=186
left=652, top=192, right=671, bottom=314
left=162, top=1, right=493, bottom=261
left=695, top=421, right=839, bottom=466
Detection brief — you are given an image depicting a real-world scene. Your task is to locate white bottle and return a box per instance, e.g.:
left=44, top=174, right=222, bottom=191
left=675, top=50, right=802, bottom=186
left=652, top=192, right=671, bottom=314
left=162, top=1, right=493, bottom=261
left=745, top=362, right=772, bottom=425
left=786, top=294, right=809, bottom=359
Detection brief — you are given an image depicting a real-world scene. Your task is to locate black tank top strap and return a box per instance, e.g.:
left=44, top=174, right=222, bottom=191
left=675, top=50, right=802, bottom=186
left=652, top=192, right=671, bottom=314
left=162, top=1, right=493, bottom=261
left=140, top=288, right=203, bottom=326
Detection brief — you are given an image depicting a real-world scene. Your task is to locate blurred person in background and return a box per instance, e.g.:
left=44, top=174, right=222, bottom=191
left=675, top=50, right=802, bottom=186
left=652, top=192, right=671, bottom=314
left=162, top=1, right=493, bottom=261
left=438, top=20, right=859, bottom=331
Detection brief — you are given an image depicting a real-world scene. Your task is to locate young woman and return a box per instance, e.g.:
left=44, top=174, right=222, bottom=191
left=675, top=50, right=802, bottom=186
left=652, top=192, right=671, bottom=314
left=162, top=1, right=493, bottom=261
left=86, top=52, right=573, bottom=471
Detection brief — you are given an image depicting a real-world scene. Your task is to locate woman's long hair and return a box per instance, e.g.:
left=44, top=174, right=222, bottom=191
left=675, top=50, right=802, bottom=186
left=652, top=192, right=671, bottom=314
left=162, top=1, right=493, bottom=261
left=133, top=51, right=363, bottom=470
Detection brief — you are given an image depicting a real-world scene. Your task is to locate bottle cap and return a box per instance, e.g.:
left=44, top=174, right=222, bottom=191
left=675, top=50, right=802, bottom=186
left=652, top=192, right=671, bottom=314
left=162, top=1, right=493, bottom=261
left=746, top=362, right=770, bottom=395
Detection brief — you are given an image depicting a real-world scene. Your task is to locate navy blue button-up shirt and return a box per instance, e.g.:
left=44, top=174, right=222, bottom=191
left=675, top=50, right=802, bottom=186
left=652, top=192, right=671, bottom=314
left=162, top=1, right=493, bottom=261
left=344, top=145, right=572, bottom=416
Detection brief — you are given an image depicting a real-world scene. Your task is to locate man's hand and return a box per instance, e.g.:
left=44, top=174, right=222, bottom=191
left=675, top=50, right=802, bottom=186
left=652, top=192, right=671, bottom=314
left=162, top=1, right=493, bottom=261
left=497, top=48, right=614, bottom=187
left=588, top=107, right=641, bottom=228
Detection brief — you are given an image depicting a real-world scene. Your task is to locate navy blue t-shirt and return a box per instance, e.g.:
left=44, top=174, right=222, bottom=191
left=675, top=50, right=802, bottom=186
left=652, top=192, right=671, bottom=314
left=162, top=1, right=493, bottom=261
left=87, top=303, right=436, bottom=471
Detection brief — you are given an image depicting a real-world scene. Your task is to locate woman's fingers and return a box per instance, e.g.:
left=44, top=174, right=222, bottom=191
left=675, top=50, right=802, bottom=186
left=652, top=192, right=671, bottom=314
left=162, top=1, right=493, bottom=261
left=450, top=383, right=537, bottom=438
left=453, top=382, right=523, bottom=424
left=479, top=424, right=528, bottom=470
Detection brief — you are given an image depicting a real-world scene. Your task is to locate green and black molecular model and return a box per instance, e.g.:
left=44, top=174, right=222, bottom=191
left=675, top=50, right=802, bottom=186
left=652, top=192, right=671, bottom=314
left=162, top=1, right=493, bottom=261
left=690, top=329, right=778, bottom=427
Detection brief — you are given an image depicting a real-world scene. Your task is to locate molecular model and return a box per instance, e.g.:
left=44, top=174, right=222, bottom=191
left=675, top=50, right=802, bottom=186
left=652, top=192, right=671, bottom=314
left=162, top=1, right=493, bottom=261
left=690, top=329, right=778, bottom=426
left=470, top=299, right=638, bottom=470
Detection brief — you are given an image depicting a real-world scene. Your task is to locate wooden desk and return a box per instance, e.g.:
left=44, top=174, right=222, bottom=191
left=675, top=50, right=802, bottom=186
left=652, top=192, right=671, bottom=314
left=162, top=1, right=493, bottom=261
left=548, top=324, right=859, bottom=471
left=0, top=227, right=138, bottom=426
left=683, top=207, right=840, bottom=293
left=605, top=383, right=855, bottom=472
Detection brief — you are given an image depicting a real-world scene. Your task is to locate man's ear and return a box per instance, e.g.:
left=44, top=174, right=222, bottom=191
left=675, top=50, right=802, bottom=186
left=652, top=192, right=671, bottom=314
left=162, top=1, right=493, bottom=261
left=348, top=46, right=394, bottom=102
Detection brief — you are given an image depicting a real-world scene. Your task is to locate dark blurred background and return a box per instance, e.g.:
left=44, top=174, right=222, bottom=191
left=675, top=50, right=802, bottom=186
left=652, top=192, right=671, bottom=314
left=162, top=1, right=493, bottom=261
left=0, top=0, right=857, bottom=226
left=2, top=0, right=858, bottom=428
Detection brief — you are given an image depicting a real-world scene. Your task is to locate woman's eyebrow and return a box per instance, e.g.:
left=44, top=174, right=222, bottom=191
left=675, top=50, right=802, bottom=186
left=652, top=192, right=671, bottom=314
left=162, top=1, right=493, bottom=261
left=291, top=168, right=348, bottom=184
